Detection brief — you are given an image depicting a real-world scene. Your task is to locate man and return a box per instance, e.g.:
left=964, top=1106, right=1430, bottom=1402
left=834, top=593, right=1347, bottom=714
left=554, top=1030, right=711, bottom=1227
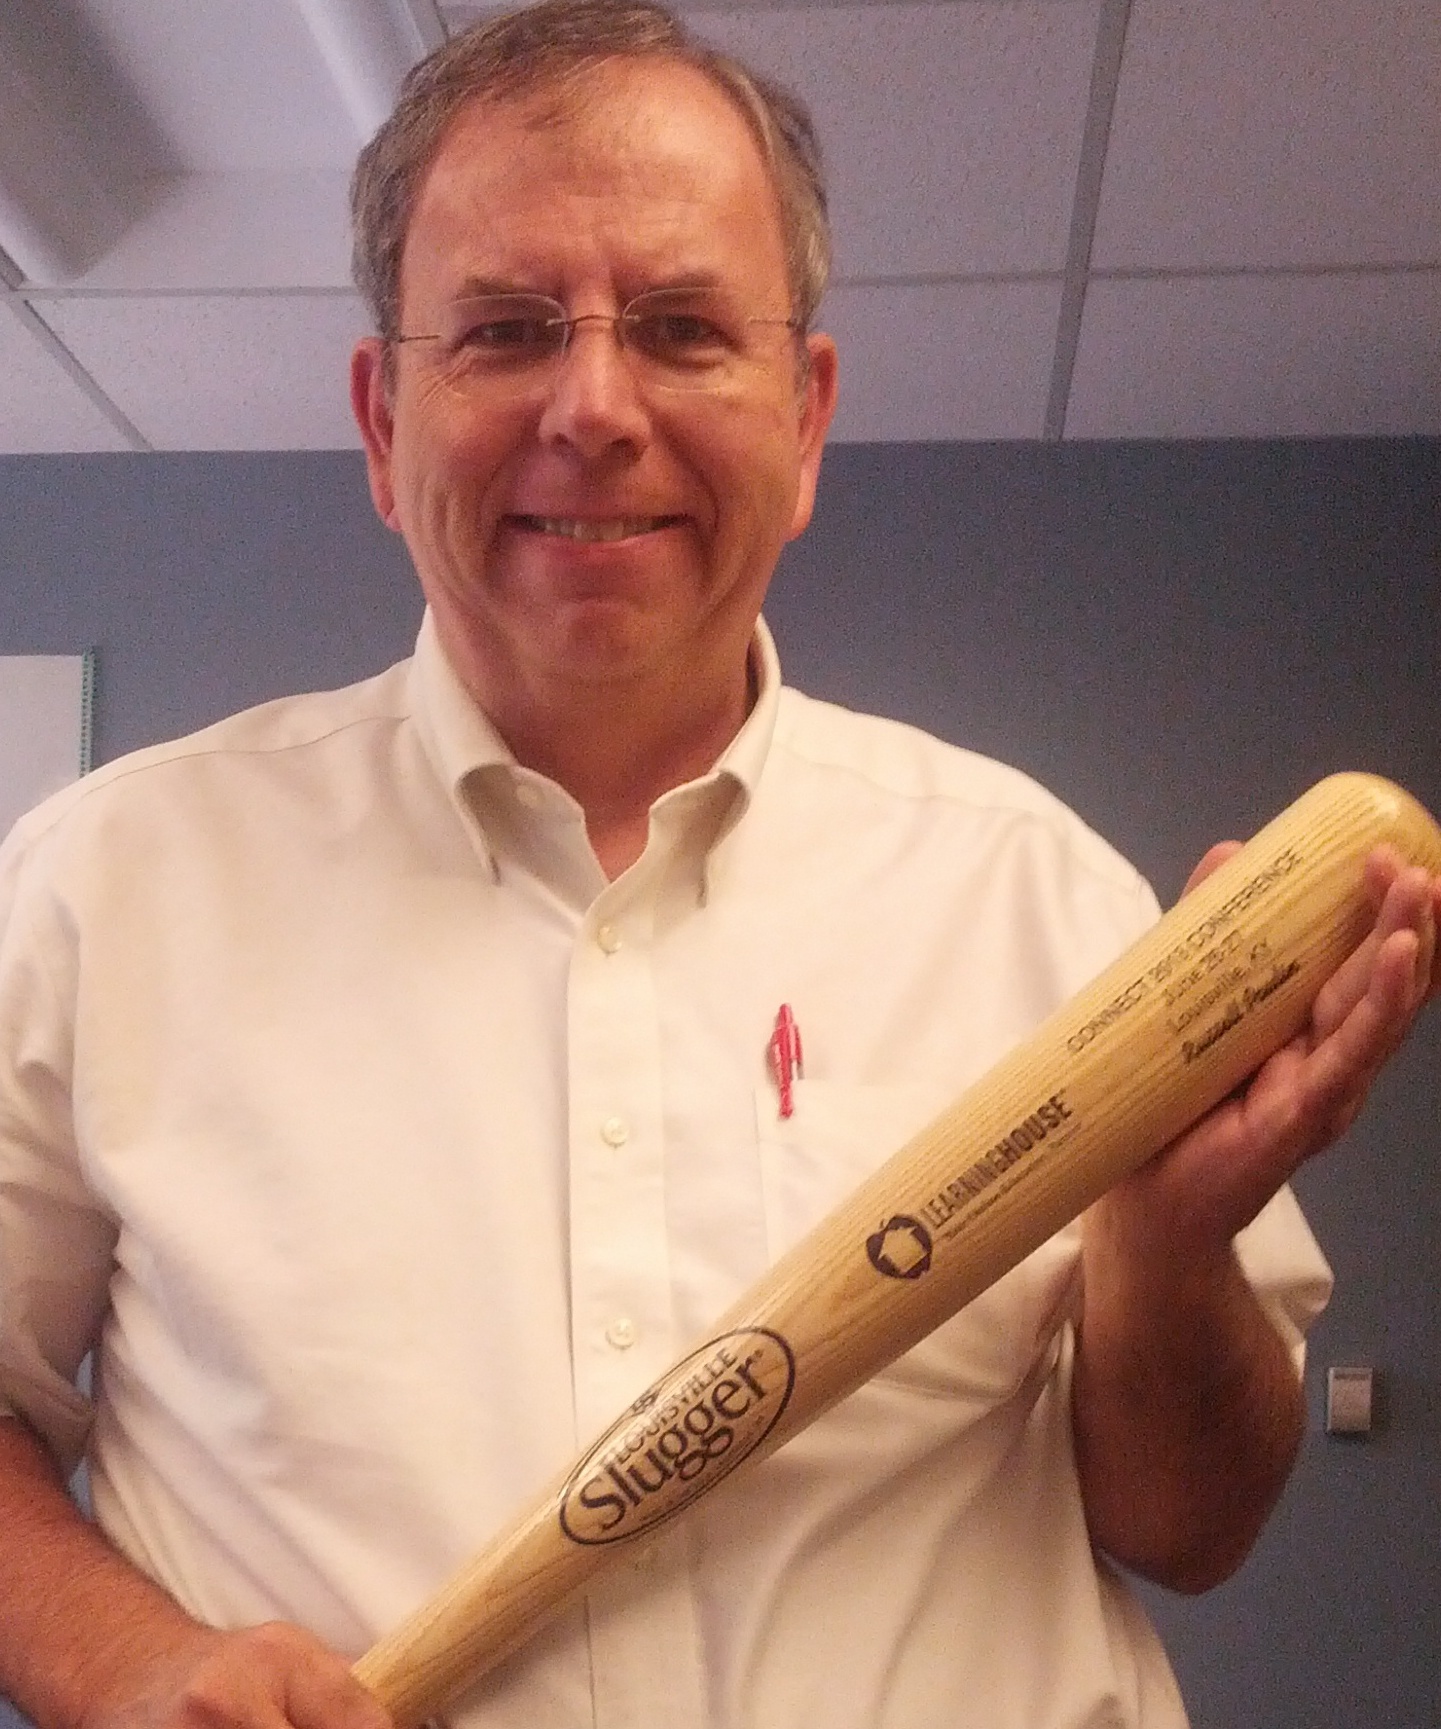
left=0, top=4, right=1436, bottom=1728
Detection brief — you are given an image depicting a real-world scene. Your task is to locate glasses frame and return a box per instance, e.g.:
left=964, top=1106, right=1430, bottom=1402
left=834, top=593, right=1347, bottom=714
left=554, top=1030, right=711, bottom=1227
left=389, top=287, right=805, bottom=398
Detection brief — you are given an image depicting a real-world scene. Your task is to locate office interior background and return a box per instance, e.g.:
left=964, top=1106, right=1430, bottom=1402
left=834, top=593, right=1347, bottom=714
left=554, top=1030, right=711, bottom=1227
left=1, top=1, right=1438, bottom=1724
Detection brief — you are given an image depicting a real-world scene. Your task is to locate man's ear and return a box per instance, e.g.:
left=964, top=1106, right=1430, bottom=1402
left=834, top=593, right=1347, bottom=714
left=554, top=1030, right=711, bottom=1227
left=351, top=337, right=401, bottom=531
left=787, top=331, right=839, bottom=543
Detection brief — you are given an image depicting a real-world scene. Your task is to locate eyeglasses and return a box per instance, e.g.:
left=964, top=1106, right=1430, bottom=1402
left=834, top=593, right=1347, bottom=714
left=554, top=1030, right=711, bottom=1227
left=392, top=288, right=802, bottom=397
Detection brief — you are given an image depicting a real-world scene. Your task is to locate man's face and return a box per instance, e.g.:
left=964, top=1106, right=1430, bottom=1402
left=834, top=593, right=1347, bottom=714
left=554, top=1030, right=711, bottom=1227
left=352, top=57, right=837, bottom=722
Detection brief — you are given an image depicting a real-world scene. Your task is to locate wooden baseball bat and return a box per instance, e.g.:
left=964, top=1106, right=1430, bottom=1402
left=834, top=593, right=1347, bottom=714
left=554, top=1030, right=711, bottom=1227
left=355, top=771, right=1441, bottom=1724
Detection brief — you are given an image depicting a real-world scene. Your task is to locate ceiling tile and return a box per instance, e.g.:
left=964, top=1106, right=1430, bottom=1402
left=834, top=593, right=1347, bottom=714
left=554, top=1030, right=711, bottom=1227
left=0, top=304, right=133, bottom=453
left=39, top=294, right=372, bottom=451
left=691, top=0, right=1102, bottom=278
left=821, top=279, right=1062, bottom=441
left=1066, top=271, right=1441, bottom=439
left=1093, top=0, right=1441, bottom=270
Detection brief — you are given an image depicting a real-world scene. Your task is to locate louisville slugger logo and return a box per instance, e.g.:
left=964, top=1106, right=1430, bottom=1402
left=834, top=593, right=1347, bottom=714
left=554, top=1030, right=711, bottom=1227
left=559, top=1330, right=796, bottom=1545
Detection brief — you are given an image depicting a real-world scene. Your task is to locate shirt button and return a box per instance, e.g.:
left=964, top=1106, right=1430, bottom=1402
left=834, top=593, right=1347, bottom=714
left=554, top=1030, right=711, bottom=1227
left=605, top=1318, right=637, bottom=1350
left=601, top=1115, right=629, bottom=1148
left=596, top=923, right=622, bottom=954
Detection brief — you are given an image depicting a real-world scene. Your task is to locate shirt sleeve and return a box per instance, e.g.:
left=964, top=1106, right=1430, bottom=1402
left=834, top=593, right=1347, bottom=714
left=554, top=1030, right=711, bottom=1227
left=0, top=812, right=116, bottom=1474
left=1233, top=1187, right=1334, bottom=1370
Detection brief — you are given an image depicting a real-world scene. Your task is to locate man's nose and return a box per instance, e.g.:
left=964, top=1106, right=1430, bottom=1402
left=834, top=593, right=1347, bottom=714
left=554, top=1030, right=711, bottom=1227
left=536, top=316, right=651, bottom=459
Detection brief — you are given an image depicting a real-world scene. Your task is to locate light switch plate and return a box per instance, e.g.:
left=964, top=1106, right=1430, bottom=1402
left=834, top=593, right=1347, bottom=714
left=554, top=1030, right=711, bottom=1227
left=1326, top=1365, right=1374, bottom=1435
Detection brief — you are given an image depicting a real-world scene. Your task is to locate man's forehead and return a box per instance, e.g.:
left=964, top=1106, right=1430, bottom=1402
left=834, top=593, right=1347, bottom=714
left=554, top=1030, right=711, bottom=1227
left=399, top=57, right=787, bottom=289
left=422, top=57, right=771, bottom=197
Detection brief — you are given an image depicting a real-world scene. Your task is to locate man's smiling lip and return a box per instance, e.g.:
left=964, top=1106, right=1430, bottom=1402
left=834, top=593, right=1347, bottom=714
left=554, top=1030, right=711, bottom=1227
left=509, top=514, right=687, bottom=543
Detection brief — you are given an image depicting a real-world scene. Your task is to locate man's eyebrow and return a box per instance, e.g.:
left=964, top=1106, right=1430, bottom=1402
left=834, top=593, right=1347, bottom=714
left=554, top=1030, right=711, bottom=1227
left=455, top=271, right=732, bottom=296
left=640, top=272, right=725, bottom=292
left=449, top=276, right=541, bottom=299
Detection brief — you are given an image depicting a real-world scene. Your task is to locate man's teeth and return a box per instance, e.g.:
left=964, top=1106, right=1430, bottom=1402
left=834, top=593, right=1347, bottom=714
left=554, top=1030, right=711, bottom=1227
left=520, top=516, right=670, bottom=542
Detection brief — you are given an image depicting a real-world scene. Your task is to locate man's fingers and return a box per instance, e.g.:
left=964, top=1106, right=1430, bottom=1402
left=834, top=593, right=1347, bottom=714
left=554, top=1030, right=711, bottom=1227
left=283, top=1654, right=392, bottom=1729
left=1155, top=923, right=1421, bottom=1240
left=117, top=1622, right=391, bottom=1729
left=1110, top=844, right=1439, bottom=1263
left=1416, top=877, right=1441, bottom=1005
left=232, top=1625, right=392, bottom=1729
left=1276, top=926, right=1422, bottom=1148
left=1180, top=840, right=1242, bottom=898
left=1310, top=860, right=1436, bottom=1042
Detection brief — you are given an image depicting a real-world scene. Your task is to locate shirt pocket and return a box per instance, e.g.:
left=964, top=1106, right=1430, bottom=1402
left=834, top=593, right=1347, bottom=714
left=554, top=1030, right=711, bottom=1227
left=755, top=1079, right=1080, bottom=1410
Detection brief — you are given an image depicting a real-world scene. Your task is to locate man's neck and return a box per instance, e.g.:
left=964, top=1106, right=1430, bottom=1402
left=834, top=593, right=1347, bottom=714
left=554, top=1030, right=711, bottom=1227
left=530, top=685, right=749, bottom=877
left=448, top=639, right=757, bottom=880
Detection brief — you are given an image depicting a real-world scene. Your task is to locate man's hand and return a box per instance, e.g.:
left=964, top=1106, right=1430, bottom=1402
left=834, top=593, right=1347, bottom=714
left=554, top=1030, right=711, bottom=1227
left=1073, top=843, right=1440, bottom=1593
left=1122, top=842, right=1438, bottom=1257
left=90, top=1623, right=392, bottom=1729
left=0, top=1417, right=391, bottom=1729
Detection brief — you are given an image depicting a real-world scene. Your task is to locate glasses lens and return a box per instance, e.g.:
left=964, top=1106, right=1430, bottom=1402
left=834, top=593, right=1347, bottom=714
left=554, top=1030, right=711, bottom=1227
left=435, top=294, right=568, bottom=386
left=620, top=290, right=795, bottom=392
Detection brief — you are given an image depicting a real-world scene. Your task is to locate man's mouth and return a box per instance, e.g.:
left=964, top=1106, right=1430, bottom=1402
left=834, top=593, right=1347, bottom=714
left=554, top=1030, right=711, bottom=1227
left=512, top=515, right=682, bottom=542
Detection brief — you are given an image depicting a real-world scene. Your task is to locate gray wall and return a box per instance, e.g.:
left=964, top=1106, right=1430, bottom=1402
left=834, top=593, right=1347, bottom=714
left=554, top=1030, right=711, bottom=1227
left=1, top=439, right=1437, bottom=1727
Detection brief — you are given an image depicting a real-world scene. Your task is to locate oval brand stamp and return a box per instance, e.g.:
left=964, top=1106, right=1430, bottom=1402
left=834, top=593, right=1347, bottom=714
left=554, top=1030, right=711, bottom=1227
left=559, top=1328, right=796, bottom=1545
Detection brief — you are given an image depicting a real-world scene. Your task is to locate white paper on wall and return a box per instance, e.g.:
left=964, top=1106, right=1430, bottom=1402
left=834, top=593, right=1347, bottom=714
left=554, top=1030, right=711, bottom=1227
left=0, top=652, right=95, bottom=839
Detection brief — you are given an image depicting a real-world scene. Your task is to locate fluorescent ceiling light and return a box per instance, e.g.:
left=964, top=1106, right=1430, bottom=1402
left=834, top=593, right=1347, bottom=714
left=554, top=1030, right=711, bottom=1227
left=292, top=0, right=441, bottom=135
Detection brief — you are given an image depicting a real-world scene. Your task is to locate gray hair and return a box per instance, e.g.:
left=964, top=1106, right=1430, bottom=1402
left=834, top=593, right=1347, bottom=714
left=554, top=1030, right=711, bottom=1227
left=349, top=0, right=831, bottom=342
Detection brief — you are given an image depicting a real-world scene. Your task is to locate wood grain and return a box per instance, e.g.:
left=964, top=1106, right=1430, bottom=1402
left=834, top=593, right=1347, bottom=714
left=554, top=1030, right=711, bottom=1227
left=355, top=771, right=1441, bottom=1725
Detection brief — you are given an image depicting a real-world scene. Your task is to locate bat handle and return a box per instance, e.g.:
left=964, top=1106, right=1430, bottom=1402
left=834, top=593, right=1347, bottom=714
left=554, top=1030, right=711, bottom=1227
left=352, top=1491, right=607, bottom=1727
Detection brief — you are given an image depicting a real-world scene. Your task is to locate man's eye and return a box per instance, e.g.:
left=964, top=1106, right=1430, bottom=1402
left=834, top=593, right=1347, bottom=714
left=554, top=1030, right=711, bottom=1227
left=458, top=316, right=557, bottom=352
left=627, top=312, right=731, bottom=360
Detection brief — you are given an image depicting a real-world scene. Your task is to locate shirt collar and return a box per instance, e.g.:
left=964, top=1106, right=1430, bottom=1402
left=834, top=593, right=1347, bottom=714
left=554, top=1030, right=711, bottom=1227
left=711, top=612, right=781, bottom=804
left=407, top=608, right=783, bottom=890
left=407, top=610, right=515, bottom=879
left=408, top=608, right=515, bottom=785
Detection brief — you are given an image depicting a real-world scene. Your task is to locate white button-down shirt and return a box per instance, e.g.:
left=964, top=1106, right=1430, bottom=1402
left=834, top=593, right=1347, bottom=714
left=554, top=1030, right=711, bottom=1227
left=0, top=615, right=1331, bottom=1729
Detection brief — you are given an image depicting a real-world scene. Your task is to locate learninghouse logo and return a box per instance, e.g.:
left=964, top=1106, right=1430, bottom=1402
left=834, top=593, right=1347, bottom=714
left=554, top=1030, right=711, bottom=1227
left=865, top=1215, right=933, bottom=1279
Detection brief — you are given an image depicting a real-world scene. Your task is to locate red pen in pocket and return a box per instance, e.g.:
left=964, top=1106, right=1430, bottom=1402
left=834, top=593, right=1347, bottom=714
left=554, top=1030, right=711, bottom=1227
left=767, top=1003, right=803, bottom=1119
